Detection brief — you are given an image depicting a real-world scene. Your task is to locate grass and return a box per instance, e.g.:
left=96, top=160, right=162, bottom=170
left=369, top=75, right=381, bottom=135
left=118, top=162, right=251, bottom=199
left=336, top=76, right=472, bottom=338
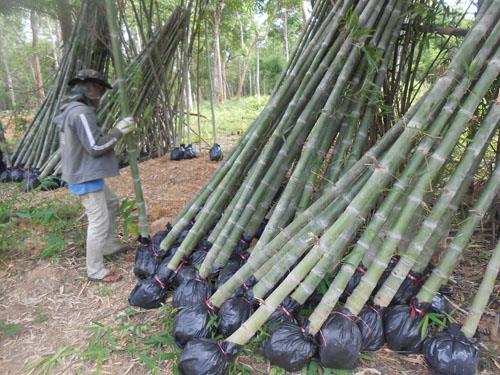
left=187, top=96, right=269, bottom=146
left=0, top=319, right=22, bottom=337
left=0, top=185, right=85, bottom=259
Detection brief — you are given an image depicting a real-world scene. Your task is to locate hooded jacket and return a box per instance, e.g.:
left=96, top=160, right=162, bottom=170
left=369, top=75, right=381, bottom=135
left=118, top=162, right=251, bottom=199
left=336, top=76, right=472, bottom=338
left=56, top=99, right=123, bottom=184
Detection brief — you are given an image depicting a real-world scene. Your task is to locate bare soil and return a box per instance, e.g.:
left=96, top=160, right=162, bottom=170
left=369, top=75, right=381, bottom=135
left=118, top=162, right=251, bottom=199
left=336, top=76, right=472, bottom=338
left=0, top=153, right=498, bottom=374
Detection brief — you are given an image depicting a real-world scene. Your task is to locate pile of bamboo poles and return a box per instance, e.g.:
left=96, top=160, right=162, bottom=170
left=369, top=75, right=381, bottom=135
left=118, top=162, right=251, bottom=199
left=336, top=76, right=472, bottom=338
left=8, top=1, right=195, bottom=182
left=11, top=0, right=109, bottom=177
left=125, top=0, right=499, bottom=373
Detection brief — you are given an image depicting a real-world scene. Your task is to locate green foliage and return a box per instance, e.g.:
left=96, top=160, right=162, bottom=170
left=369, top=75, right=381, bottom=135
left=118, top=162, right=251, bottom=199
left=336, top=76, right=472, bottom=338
left=25, top=346, right=77, bottom=375
left=116, top=197, right=139, bottom=238
left=195, top=95, right=268, bottom=144
left=0, top=188, right=83, bottom=258
left=419, top=311, right=451, bottom=339
left=34, top=305, right=49, bottom=323
left=34, top=305, right=179, bottom=373
left=0, top=319, right=22, bottom=337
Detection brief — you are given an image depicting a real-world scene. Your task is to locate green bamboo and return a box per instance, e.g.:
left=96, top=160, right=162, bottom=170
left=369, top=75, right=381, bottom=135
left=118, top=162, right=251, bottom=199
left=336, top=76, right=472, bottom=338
left=251, top=173, right=370, bottom=299
left=205, top=0, right=391, bottom=276
left=343, top=42, right=500, bottom=315
left=225, top=4, right=499, bottom=344
left=462, top=238, right=500, bottom=338
left=105, top=0, right=149, bottom=238
left=416, top=130, right=500, bottom=304
left=162, top=0, right=371, bottom=264
left=374, top=68, right=500, bottom=307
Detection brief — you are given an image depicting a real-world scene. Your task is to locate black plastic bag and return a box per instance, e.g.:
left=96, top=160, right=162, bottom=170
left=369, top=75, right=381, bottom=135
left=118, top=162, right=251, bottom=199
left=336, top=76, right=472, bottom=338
left=423, top=323, right=479, bottom=375
left=184, top=144, right=198, bottom=159
left=431, top=294, right=449, bottom=314
left=216, top=258, right=242, bottom=289
left=23, top=169, right=41, bottom=191
left=178, top=339, right=239, bottom=375
left=128, top=276, right=167, bottom=309
left=134, top=243, right=161, bottom=280
left=254, top=219, right=269, bottom=239
left=431, top=287, right=452, bottom=314
left=391, top=271, right=423, bottom=305
left=0, top=151, right=5, bottom=174
left=171, top=144, right=186, bottom=161
left=150, top=224, right=172, bottom=257
left=198, top=236, right=212, bottom=251
left=155, top=257, right=177, bottom=287
left=261, top=322, right=317, bottom=372
left=317, top=309, right=362, bottom=369
left=218, top=297, right=254, bottom=337
left=357, top=305, right=385, bottom=352
left=209, top=143, right=223, bottom=161
left=189, top=249, right=208, bottom=266
left=340, top=263, right=367, bottom=301
left=173, top=263, right=198, bottom=287
left=10, top=166, right=24, bottom=182
left=0, top=169, right=11, bottom=182
left=234, top=234, right=252, bottom=255
left=269, top=297, right=301, bottom=324
left=173, top=303, right=215, bottom=348
left=173, top=278, right=212, bottom=308
left=383, top=301, right=429, bottom=353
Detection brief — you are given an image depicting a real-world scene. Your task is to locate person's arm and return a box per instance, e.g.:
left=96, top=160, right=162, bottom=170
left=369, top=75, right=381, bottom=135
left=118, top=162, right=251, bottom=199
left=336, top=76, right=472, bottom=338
left=69, top=107, right=123, bottom=157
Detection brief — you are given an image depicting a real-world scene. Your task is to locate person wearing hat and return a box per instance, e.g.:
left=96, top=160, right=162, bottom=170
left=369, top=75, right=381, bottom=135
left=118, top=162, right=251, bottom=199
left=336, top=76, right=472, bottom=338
left=56, top=69, right=135, bottom=283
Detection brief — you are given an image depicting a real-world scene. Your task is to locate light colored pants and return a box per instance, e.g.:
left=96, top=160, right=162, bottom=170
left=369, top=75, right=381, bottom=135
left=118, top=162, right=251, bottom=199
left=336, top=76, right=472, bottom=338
left=80, top=184, right=121, bottom=279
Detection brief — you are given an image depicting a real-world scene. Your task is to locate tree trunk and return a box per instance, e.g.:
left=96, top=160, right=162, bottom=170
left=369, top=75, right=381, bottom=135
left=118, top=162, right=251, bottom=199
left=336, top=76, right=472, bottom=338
left=255, top=34, right=260, bottom=97
left=283, top=4, right=289, bottom=61
left=213, top=0, right=226, bottom=102
left=301, top=0, right=310, bottom=24
left=49, top=21, right=62, bottom=69
left=30, top=10, right=45, bottom=101
left=0, top=34, right=16, bottom=109
left=55, top=0, right=73, bottom=45
left=236, top=38, right=257, bottom=100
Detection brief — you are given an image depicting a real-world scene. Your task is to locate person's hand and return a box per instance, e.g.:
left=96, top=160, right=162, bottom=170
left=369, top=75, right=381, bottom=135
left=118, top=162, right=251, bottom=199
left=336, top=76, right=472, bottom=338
left=115, top=117, right=136, bottom=135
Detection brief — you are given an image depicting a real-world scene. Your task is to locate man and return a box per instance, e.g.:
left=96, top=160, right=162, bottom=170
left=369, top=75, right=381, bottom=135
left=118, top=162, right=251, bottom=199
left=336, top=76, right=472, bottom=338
left=56, top=69, right=135, bottom=283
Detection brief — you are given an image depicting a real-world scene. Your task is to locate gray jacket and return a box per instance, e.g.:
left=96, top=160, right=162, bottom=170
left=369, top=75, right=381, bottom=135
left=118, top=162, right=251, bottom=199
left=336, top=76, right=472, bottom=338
left=56, top=101, right=122, bottom=184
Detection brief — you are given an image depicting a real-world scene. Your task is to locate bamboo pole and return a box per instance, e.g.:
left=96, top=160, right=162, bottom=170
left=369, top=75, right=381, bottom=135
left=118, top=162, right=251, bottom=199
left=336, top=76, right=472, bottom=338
left=105, top=0, right=149, bottom=238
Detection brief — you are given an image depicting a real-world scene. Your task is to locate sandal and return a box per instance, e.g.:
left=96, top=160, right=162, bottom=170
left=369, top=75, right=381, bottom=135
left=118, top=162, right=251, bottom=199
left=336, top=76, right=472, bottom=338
left=89, top=272, right=123, bottom=283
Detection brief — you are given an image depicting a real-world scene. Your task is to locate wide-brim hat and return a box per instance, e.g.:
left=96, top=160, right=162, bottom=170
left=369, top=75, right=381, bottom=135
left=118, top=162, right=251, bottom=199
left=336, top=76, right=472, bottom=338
left=68, top=69, right=112, bottom=89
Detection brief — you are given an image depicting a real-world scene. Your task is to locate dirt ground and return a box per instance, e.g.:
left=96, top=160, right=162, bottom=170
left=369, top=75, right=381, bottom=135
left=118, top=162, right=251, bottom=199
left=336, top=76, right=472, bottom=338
left=0, top=153, right=499, bottom=374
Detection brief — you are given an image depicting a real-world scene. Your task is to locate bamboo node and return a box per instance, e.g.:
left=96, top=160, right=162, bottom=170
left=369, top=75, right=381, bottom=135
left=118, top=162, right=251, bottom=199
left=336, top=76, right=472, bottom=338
left=307, top=232, right=321, bottom=246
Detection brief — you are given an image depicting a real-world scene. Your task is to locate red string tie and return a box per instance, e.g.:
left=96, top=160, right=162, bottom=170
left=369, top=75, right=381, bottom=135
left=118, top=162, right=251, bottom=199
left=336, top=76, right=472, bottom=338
left=154, top=275, right=166, bottom=289
left=217, top=342, right=228, bottom=357
left=407, top=273, right=422, bottom=285
left=368, top=305, right=382, bottom=317
left=174, top=260, right=188, bottom=274
left=410, top=304, right=426, bottom=319
left=204, top=299, right=219, bottom=313
left=280, top=304, right=294, bottom=319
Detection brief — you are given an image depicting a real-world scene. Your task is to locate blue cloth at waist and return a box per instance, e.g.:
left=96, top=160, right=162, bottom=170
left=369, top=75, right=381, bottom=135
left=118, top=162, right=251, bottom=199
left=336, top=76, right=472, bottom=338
left=68, top=179, right=104, bottom=195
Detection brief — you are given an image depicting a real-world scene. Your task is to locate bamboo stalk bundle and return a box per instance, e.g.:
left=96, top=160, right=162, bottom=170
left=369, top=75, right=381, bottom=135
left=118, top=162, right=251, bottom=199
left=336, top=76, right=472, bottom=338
left=124, top=0, right=500, bottom=373
left=11, top=0, right=110, bottom=173
left=8, top=2, right=196, bottom=182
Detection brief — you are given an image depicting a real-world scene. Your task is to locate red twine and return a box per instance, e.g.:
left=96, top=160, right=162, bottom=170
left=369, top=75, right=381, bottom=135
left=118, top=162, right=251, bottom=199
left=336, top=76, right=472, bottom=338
left=217, top=342, right=228, bottom=357
left=407, top=273, right=423, bottom=285
left=154, top=275, right=166, bottom=289
left=174, top=259, right=188, bottom=274
left=204, top=298, right=219, bottom=313
left=280, top=304, right=294, bottom=319
left=368, top=305, right=382, bottom=317
left=410, top=304, right=426, bottom=320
